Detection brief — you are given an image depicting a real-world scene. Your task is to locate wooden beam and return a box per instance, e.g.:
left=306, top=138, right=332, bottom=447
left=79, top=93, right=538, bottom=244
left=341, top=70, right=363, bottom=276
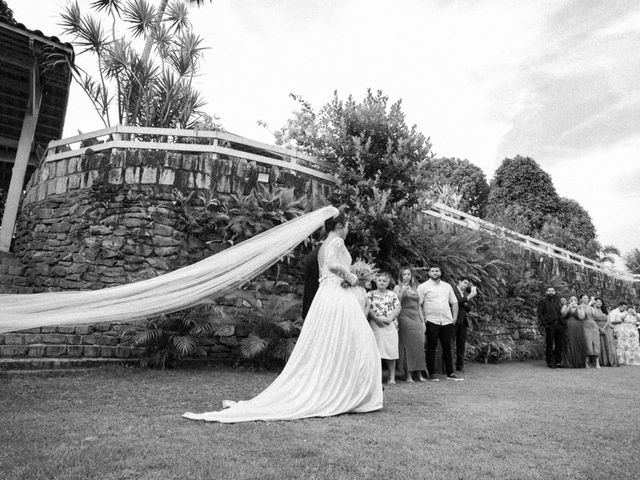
left=0, top=45, right=41, bottom=252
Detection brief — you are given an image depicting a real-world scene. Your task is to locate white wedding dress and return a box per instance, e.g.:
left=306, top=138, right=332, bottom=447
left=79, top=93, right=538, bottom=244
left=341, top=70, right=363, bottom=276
left=183, top=236, right=383, bottom=422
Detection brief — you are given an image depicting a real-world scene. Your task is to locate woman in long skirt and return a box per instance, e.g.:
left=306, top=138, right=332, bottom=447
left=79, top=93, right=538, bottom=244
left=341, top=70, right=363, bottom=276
left=561, top=295, right=587, bottom=368
left=595, top=298, right=617, bottom=366
left=394, top=267, right=426, bottom=382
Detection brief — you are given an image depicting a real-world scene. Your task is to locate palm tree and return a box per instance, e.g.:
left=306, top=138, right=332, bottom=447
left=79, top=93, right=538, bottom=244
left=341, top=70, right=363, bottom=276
left=56, top=0, right=213, bottom=128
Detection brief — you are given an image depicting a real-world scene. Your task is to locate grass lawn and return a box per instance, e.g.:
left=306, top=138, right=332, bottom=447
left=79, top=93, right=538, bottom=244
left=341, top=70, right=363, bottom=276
left=1, top=361, right=638, bottom=480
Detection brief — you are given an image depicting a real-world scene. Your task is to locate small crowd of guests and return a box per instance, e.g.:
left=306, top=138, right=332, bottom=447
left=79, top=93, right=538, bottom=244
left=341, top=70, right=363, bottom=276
left=538, top=287, right=640, bottom=369
left=358, top=265, right=474, bottom=384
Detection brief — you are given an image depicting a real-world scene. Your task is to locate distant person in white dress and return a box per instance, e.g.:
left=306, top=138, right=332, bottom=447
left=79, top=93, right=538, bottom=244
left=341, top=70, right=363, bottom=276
left=183, top=212, right=383, bottom=422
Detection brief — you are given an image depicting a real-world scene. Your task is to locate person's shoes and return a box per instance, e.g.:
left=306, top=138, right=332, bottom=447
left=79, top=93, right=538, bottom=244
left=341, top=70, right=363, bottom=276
left=456, top=368, right=464, bottom=373
left=447, top=374, right=464, bottom=381
left=555, top=364, right=563, bottom=368
left=388, top=379, right=396, bottom=385
left=547, top=364, right=556, bottom=369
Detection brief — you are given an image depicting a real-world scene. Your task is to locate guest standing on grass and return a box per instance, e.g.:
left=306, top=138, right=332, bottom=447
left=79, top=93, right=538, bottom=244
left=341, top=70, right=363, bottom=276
left=561, top=295, right=587, bottom=368
left=453, top=277, right=477, bottom=373
left=418, top=265, right=462, bottom=381
left=595, top=298, right=617, bottom=367
left=537, top=286, right=563, bottom=369
left=368, top=272, right=401, bottom=385
left=394, top=267, right=426, bottom=383
left=580, top=295, right=601, bottom=368
left=610, top=303, right=640, bottom=366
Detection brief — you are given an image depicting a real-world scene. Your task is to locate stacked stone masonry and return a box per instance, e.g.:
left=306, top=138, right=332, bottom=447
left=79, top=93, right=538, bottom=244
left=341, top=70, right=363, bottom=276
left=1, top=148, right=332, bottom=362
left=1, top=147, right=638, bottom=363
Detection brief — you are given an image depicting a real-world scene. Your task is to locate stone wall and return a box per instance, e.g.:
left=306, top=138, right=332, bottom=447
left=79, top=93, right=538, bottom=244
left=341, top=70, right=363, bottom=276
left=0, top=147, right=329, bottom=362
left=11, top=148, right=331, bottom=293
left=464, top=243, right=640, bottom=361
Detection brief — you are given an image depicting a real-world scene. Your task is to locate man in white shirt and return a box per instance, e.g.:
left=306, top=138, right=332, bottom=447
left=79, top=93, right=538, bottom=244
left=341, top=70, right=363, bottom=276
left=418, top=265, right=461, bottom=380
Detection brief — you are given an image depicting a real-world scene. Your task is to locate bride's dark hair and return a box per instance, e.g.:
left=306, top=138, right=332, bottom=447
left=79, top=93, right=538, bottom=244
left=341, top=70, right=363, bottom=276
left=324, top=212, right=347, bottom=232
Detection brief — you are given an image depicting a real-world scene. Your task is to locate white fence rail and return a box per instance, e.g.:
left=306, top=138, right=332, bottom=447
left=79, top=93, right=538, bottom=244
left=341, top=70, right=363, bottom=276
left=44, top=125, right=336, bottom=183
left=423, top=202, right=640, bottom=283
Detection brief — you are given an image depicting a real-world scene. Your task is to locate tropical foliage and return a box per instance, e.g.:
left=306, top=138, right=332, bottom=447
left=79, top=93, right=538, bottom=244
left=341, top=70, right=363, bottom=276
left=173, top=185, right=311, bottom=261
left=234, top=291, right=303, bottom=369
left=129, top=299, right=227, bottom=369
left=55, top=0, right=212, bottom=128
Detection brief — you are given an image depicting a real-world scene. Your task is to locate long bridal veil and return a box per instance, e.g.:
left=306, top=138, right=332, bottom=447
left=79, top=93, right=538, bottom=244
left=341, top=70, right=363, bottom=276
left=0, top=206, right=338, bottom=334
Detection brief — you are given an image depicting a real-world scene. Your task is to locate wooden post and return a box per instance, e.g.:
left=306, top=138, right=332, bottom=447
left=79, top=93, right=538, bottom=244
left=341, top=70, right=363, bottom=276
left=0, top=50, right=42, bottom=252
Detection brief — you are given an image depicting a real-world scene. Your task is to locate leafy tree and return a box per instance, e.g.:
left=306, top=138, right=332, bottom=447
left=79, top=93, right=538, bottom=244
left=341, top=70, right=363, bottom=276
left=275, top=90, right=433, bottom=266
left=624, top=248, right=640, bottom=274
left=0, top=0, right=16, bottom=24
left=486, top=156, right=559, bottom=235
left=538, top=198, right=598, bottom=257
left=423, top=157, right=490, bottom=217
left=55, top=0, right=212, bottom=128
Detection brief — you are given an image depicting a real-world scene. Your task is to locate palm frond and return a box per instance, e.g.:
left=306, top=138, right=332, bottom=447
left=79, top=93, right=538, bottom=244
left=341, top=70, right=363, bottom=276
left=123, top=0, right=156, bottom=38
left=170, top=335, right=199, bottom=357
left=240, top=334, right=269, bottom=359
left=91, top=0, right=124, bottom=16
left=165, top=0, right=190, bottom=31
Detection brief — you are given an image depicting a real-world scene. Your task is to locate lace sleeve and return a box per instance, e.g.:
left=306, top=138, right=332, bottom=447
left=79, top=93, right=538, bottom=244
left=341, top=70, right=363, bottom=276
left=325, top=238, right=357, bottom=285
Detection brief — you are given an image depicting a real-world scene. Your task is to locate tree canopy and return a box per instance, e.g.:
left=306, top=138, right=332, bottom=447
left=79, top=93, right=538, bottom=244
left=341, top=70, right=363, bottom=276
left=276, top=89, right=434, bottom=266
left=423, top=157, right=490, bottom=217
left=486, top=155, right=559, bottom=235
left=625, top=248, right=640, bottom=274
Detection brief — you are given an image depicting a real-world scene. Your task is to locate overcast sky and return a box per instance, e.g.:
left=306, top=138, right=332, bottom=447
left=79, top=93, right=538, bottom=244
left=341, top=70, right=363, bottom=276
left=11, top=0, right=640, bottom=254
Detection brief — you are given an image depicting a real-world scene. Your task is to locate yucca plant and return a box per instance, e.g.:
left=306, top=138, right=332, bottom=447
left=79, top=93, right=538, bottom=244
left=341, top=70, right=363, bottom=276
left=130, top=300, right=227, bottom=369
left=53, top=0, right=212, bottom=128
left=233, top=291, right=303, bottom=369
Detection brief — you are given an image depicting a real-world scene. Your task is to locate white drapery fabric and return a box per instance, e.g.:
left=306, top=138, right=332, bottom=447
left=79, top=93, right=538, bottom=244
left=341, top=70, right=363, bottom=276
left=0, top=206, right=338, bottom=334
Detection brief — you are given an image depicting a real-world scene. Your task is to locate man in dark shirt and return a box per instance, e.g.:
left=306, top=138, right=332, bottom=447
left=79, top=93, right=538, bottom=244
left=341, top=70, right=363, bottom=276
left=537, top=286, right=563, bottom=368
left=301, top=245, right=321, bottom=319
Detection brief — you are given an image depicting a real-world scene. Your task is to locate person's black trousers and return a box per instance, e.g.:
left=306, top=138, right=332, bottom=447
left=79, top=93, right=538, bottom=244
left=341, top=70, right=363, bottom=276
left=545, top=324, right=564, bottom=366
left=426, top=322, right=454, bottom=376
left=454, top=323, right=467, bottom=371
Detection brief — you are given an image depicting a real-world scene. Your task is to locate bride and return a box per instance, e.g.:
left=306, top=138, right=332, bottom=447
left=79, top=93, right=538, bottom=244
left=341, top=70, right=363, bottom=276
left=183, top=212, right=383, bottom=422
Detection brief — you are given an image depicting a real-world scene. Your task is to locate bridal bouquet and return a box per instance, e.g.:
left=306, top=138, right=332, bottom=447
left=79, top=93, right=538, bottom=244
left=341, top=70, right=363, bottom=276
left=341, top=259, right=378, bottom=289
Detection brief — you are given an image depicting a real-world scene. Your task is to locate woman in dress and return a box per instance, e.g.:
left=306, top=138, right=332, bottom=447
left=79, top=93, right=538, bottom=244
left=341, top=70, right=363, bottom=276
left=580, top=294, right=601, bottom=368
left=611, top=305, right=640, bottom=366
left=561, top=295, right=587, bottom=368
left=595, top=297, right=617, bottom=367
left=393, top=267, right=426, bottom=382
left=367, top=272, right=401, bottom=385
left=183, top=213, right=383, bottom=422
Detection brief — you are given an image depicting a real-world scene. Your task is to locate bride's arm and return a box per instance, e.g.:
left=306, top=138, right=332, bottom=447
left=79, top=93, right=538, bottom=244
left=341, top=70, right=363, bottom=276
left=325, top=238, right=357, bottom=285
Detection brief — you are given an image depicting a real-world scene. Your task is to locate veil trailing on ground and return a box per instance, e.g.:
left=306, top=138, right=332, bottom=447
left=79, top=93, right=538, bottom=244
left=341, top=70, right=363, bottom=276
left=0, top=206, right=338, bottom=334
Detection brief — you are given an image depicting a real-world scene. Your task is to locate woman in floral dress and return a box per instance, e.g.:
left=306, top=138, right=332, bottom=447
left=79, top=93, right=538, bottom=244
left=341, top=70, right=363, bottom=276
left=368, top=272, right=401, bottom=384
left=611, top=305, right=640, bottom=366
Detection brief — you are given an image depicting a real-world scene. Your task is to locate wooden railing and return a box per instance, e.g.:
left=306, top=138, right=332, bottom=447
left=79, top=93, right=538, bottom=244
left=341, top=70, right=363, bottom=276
left=44, top=125, right=337, bottom=183
left=423, top=203, right=640, bottom=283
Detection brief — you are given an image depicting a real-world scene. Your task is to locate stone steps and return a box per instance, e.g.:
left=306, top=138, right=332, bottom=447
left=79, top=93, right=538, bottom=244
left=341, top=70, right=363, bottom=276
left=0, top=357, right=140, bottom=372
